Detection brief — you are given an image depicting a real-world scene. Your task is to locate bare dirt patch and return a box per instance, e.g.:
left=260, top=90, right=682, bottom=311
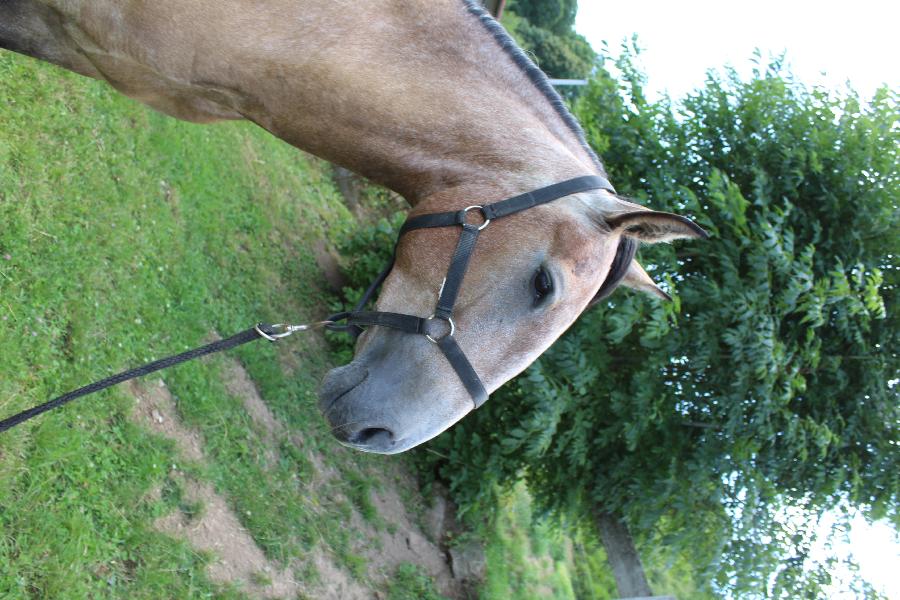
left=221, top=358, right=281, bottom=467
left=222, top=358, right=466, bottom=597
left=367, top=483, right=462, bottom=597
left=129, top=379, right=303, bottom=598
left=217, top=357, right=465, bottom=597
left=155, top=478, right=301, bottom=599
left=129, top=362, right=467, bottom=599
left=128, top=379, right=203, bottom=463
left=215, top=359, right=459, bottom=598
left=310, top=552, right=372, bottom=600
left=222, top=358, right=281, bottom=439
left=313, top=239, right=346, bottom=292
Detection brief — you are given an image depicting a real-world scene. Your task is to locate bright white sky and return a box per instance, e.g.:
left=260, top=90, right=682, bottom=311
left=575, top=0, right=898, bottom=102
left=574, top=1, right=898, bottom=597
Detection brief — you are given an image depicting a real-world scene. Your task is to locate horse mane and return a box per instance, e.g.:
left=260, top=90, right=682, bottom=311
left=462, top=0, right=605, bottom=173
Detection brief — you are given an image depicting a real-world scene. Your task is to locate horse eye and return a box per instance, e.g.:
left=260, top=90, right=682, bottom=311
left=532, top=267, right=553, bottom=305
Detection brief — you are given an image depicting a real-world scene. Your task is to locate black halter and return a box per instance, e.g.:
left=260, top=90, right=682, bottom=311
left=327, top=175, right=616, bottom=408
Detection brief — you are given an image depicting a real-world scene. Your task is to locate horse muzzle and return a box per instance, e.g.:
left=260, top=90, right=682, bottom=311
left=317, top=330, right=472, bottom=454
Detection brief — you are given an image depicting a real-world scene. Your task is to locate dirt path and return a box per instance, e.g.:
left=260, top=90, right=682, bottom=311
left=128, top=356, right=464, bottom=599
left=155, top=477, right=302, bottom=598
left=129, top=379, right=305, bottom=599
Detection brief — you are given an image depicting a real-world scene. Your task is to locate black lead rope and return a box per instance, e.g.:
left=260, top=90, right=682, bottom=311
left=0, top=323, right=317, bottom=434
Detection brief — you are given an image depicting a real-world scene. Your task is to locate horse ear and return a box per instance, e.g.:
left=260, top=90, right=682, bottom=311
left=608, top=211, right=708, bottom=243
left=621, top=259, right=672, bottom=301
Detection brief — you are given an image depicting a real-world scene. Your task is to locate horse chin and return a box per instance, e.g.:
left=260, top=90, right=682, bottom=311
left=317, top=340, right=472, bottom=454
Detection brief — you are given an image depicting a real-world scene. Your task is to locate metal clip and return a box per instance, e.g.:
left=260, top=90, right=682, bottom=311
left=255, top=321, right=333, bottom=342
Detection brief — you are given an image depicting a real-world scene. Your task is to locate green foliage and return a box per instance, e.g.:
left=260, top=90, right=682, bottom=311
left=501, top=1, right=596, bottom=80
left=333, top=212, right=405, bottom=293
left=418, top=48, right=897, bottom=598
left=326, top=211, right=405, bottom=363
left=481, top=483, right=579, bottom=600
left=506, top=0, right=578, bottom=35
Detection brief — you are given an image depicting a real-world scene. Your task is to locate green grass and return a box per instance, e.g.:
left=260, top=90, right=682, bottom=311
left=479, top=482, right=718, bottom=600
left=480, top=483, right=581, bottom=600
left=345, top=469, right=379, bottom=523
left=387, top=563, right=449, bottom=600
left=0, top=51, right=392, bottom=598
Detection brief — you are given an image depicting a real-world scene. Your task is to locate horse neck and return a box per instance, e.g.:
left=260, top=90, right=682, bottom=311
left=232, top=1, right=600, bottom=206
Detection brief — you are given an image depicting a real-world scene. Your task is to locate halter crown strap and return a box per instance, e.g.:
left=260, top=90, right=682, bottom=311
left=400, top=175, right=613, bottom=234
left=331, top=175, right=616, bottom=408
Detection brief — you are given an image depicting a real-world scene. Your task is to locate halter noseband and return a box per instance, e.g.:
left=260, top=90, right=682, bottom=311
left=327, top=175, right=616, bottom=408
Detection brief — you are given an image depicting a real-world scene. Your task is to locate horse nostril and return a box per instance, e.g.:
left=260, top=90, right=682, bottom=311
left=349, top=427, right=394, bottom=447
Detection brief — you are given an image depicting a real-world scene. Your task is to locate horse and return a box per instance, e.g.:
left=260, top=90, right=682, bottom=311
left=0, top=0, right=706, bottom=454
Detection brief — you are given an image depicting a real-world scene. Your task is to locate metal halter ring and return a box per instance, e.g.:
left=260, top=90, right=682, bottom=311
left=424, top=314, right=455, bottom=343
left=462, top=205, right=490, bottom=230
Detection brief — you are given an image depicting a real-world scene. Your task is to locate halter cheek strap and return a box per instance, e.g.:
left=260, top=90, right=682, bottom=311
left=327, top=175, right=616, bottom=408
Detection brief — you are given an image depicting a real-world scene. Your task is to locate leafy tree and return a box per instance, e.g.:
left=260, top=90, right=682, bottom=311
left=505, top=0, right=578, bottom=35
left=419, top=47, right=898, bottom=598
left=501, top=1, right=596, bottom=81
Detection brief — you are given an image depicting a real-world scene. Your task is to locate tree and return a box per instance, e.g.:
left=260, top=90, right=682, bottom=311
left=501, top=0, right=596, bottom=81
left=420, top=48, right=898, bottom=598
left=505, top=0, right=578, bottom=35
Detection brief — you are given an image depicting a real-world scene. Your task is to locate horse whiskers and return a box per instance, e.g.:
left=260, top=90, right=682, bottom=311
left=329, top=419, right=369, bottom=434
left=324, top=401, right=349, bottom=421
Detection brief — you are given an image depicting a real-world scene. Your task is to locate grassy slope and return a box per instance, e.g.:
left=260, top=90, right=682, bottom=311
left=0, top=51, right=404, bottom=598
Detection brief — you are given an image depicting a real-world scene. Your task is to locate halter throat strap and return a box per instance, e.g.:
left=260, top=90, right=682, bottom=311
left=329, top=175, right=616, bottom=408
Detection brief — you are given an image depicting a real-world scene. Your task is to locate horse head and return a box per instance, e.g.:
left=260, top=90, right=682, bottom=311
left=319, top=182, right=707, bottom=453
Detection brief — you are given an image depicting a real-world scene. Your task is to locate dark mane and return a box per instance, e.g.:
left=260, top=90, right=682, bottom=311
left=463, top=0, right=605, bottom=173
